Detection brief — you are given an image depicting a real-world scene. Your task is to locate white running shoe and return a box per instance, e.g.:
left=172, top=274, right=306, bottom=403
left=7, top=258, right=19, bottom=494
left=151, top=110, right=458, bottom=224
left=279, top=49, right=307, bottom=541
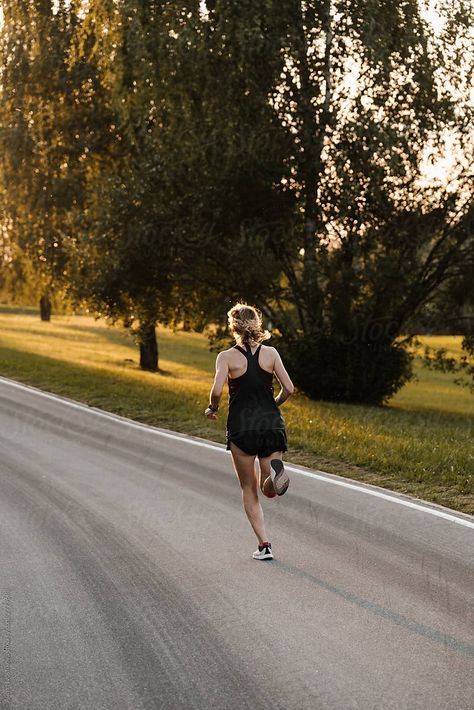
left=270, top=459, right=289, bottom=496
left=252, top=542, right=273, bottom=560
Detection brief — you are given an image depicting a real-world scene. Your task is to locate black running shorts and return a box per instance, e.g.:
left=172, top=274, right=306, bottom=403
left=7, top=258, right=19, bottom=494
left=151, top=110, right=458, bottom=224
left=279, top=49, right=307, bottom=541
left=226, top=429, right=288, bottom=458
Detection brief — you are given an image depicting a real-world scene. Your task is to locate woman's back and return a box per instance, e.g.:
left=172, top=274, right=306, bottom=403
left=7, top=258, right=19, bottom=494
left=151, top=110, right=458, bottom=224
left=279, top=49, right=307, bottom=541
left=226, top=342, right=285, bottom=436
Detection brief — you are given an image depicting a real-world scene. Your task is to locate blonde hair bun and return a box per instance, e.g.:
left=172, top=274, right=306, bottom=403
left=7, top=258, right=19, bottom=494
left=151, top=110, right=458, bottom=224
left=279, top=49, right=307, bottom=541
left=227, top=302, right=271, bottom=345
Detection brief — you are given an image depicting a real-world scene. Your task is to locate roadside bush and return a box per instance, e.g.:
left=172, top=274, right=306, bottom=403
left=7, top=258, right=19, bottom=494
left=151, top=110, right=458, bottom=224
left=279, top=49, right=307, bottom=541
left=276, top=333, right=414, bottom=405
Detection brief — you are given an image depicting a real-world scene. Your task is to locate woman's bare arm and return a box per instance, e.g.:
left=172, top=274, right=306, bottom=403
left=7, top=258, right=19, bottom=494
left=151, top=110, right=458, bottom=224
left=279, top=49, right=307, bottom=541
left=205, top=352, right=228, bottom=416
left=272, top=348, right=294, bottom=406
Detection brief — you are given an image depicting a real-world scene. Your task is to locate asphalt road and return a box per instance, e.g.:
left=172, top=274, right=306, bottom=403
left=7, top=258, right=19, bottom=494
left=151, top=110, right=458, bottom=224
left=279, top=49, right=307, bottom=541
left=0, top=375, right=473, bottom=710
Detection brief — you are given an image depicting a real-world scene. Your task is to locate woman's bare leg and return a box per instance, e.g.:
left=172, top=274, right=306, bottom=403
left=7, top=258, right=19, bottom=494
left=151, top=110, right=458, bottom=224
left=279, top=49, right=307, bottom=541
left=229, top=442, right=268, bottom=544
left=258, top=451, right=283, bottom=498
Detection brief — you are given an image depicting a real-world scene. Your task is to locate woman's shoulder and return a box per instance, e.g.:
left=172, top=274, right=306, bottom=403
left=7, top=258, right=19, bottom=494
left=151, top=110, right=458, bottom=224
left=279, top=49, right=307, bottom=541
left=218, top=345, right=239, bottom=359
left=259, top=344, right=278, bottom=366
left=260, top=343, right=277, bottom=354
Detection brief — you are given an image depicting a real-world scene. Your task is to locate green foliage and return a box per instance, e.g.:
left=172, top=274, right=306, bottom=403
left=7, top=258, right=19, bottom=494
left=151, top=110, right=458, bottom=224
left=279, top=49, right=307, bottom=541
left=0, top=2, right=84, bottom=293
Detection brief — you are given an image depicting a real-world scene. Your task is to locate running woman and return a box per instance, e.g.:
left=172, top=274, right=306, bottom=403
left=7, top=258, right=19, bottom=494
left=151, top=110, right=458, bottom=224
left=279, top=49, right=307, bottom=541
left=204, top=303, right=294, bottom=560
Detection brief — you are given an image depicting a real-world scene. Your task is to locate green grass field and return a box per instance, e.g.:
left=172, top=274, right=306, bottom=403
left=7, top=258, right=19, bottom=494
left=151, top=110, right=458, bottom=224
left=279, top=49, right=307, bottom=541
left=0, top=305, right=472, bottom=514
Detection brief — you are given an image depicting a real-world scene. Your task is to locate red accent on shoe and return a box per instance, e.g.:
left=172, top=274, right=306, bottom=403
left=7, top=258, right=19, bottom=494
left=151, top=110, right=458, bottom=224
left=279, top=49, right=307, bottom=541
left=259, top=542, right=271, bottom=550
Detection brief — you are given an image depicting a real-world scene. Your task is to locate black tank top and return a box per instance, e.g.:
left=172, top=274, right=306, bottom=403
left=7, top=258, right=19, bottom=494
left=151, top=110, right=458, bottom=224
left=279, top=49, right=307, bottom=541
left=226, top=343, right=286, bottom=436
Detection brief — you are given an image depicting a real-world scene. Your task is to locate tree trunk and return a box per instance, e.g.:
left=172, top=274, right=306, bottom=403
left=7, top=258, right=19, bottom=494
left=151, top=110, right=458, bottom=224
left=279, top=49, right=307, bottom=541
left=39, top=293, right=52, bottom=321
left=138, top=322, right=159, bottom=371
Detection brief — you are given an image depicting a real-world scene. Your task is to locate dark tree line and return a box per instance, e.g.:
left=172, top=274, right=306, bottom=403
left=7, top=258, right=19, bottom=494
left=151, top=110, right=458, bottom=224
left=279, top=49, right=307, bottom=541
left=0, top=1, right=472, bottom=402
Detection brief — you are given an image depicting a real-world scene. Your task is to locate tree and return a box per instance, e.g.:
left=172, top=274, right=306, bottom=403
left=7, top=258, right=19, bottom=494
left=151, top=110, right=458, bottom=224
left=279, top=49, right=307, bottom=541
left=191, top=0, right=474, bottom=404
left=60, top=0, right=295, bottom=370
left=62, top=1, right=210, bottom=370
left=0, top=2, right=78, bottom=318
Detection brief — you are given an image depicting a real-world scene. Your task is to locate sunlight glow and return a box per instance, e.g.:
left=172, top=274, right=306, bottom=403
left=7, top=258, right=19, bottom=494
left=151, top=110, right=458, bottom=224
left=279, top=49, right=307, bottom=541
left=419, top=0, right=446, bottom=34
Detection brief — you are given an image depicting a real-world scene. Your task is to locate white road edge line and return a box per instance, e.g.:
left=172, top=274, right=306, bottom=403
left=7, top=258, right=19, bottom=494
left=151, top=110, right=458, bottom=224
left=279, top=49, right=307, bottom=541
left=1, top=375, right=473, bottom=530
